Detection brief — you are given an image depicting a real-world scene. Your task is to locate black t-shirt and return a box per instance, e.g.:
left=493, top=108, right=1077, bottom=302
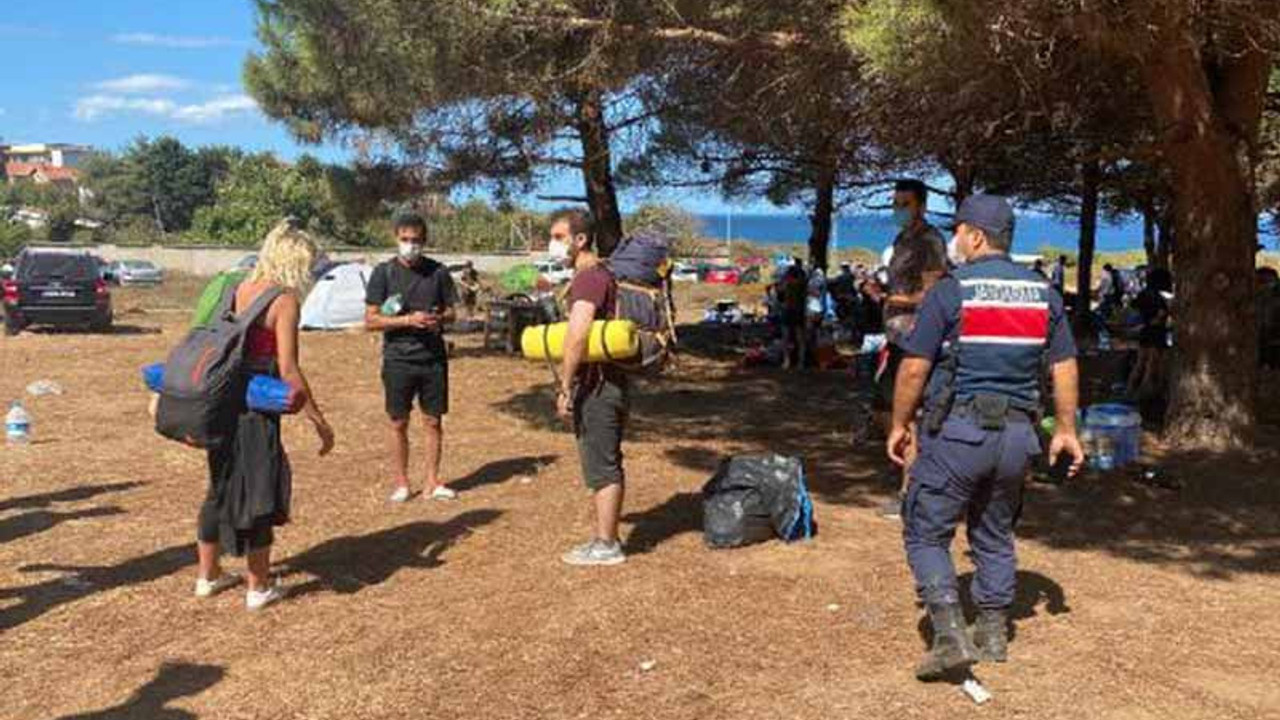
left=365, top=257, right=458, bottom=368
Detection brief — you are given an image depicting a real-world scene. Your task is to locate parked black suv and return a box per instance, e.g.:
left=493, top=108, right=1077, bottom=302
left=2, top=251, right=113, bottom=335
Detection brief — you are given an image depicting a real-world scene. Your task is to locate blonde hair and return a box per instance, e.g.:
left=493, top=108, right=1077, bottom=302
left=249, top=220, right=319, bottom=292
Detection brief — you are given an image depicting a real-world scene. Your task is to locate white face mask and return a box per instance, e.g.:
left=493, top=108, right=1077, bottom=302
left=947, top=235, right=967, bottom=267
left=547, top=239, right=571, bottom=267
left=398, top=242, right=423, bottom=261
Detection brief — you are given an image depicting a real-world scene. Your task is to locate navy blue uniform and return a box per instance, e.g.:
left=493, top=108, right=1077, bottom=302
left=899, top=255, right=1076, bottom=609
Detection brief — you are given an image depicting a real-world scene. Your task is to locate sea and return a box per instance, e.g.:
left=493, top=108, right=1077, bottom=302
left=694, top=212, right=1148, bottom=254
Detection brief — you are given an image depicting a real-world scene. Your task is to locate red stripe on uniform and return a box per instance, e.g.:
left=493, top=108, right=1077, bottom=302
left=961, top=305, right=1049, bottom=340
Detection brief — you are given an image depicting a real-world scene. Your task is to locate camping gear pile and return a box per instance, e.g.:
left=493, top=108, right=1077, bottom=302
left=702, top=455, right=815, bottom=548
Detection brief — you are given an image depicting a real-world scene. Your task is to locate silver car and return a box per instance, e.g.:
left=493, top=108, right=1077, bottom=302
left=108, top=260, right=164, bottom=286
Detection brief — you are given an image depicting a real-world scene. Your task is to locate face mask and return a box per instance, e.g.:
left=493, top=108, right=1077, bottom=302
left=947, top=235, right=967, bottom=267
left=547, top=239, right=571, bottom=266
left=893, top=208, right=913, bottom=229
left=398, top=242, right=423, bottom=261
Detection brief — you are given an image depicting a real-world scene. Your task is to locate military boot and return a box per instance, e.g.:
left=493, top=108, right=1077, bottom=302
left=971, top=608, right=1009, bottom=662
left=916, top=603, right=980, bottom=681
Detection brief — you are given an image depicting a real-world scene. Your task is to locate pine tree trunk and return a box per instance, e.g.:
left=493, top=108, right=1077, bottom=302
left=573, top=89, right=624, bottom=255
left=1155, top=209, right=1173, bottom=271
left=1141, top=38, right=1268, bottom=451
left=1075, top=159, right=1101, bottom=332
left=807, top=161, right=837, bottom=271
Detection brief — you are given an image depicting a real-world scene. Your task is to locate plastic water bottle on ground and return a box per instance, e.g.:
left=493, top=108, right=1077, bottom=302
left=6, top=401, right=31, bottom=445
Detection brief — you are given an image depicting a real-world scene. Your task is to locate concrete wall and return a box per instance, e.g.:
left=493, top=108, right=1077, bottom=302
left=27, top=244, right=540, bottom=277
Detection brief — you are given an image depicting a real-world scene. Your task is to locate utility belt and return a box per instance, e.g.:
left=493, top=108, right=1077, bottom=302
left=926, top=393, right=1038, bottom=433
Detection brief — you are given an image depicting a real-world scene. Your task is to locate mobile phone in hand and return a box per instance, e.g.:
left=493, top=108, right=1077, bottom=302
left=1049, top=453, right=1075, bottom=483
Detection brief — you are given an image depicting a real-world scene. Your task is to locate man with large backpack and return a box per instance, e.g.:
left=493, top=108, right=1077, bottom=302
left=365, top=211, right=459, bottom=503
left=549, top=209, right=630, bottom=566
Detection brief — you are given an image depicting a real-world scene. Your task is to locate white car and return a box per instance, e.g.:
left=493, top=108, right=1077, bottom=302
left=533, top=260, right=573, bottom=286
left=671, top=262, right=699, bottom=283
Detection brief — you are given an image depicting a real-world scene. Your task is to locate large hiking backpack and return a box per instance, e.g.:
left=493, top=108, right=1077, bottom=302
left=155, top=284, right=282, bottom=448
left=608, top=234, right=677, bottom=374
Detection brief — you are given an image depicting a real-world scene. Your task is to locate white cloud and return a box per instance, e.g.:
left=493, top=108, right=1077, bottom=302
left=73, top=94, right=258, bottom=124
left=171, top=95, right=259, bottom=123
left=75, top=95, right=177, bottom=121
left=111, top=32, right=236, bottom=49
left=94, top=74, right=191, bottom=94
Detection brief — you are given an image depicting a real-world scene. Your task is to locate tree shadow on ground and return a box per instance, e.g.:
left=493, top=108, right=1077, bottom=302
left=0, top=481, right=144, bottom=513
left=1019, top=446, right=1280, bottom=579
left=915, top=570, right=1069, bottom=649
left=623, top=492, right=703, bottom=555
left=281, top=510, right=502, bottom=598
left=0, top=506, right=125, bottom=545
left=495, top=330, right=1280, bottom=578
left=23, top=324, right=160, bottom=336
left=452, top=455, right=557, bottom=492
left=0, top=544, right=194, bottom=632
left=54, top=662, right=224, bottom=720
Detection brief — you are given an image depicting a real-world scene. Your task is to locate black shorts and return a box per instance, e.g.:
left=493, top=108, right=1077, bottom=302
left=382, top=364, right=449, bottom=420
left=574, top=378, right=629, bottom=491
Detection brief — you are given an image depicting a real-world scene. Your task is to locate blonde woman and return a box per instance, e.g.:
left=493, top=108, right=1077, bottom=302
left=194, top=220, right=335, bottom=611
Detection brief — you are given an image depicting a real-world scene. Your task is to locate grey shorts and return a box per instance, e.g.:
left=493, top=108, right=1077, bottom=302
left=573, top=377, right=630, bottom=491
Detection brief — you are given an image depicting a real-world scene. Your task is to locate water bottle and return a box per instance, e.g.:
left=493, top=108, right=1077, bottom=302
left=6, top=401, right=31, bottom=445
left=380, top=293, right=405, bottom=316
left=1098, top=328, right=1112, bottom=352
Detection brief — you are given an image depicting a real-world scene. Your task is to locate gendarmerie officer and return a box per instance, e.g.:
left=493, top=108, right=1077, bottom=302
left=886, top=195, right=1086, bottom=681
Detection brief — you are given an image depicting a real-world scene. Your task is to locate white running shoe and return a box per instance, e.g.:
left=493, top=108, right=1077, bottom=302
left=194, top=573, right=241, bottom=598
left=388, top=486, right=412, bottom=503
left=246, top=584, right=285, bottom=612
left=429, top=485, right=458, bottom=501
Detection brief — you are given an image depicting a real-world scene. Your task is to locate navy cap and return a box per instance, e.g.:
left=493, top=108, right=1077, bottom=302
left=954, top=194, right=1015, bottom=240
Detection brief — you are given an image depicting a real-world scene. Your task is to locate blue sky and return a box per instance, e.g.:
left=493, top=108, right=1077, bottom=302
left=0, top=0, right=797, bottom=214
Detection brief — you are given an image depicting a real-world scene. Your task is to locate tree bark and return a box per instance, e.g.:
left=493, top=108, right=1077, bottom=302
left=1140, top=35, right=1268, bottom=451
left=572, top=88, right=624, bottom=256
left=944, top=160, right=977, bottom=207
left=1155, top=211, right=1173, bottom=271
left=807, top=159, right=838, bottom=271
left=1075, top=158, right=1101, bottom=333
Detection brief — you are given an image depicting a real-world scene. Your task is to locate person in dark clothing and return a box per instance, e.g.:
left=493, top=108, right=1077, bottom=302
left=365, top=211, right=460, bottom=503
left=197, top=220, right=335, bottom=612
left=549, top=209, right=630, bottom=566
left=1128, top=268, right=1172, bottom=398
left=779, top=258, right=808, bottom=370
left=1257, top=267, right=1280, bottom=370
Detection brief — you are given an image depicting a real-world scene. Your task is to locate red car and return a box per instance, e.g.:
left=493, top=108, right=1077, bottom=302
left=704, top=266, right=742, bottom=285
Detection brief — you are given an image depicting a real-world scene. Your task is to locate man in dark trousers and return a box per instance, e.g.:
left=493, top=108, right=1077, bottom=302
left=888, top=195, right=1086, bottom=681
left=550, top=208, right=629, bottom=566
left=365, top=211, right=459, bottom=503
left=879, top=179, right=948, bottom=519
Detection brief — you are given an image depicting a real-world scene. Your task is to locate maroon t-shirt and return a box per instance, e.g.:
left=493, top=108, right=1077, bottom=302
left=567, top=263, right=619, bottom=387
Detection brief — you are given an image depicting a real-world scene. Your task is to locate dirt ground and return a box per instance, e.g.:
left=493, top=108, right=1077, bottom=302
left=2, top=276, right=1280, bottom=720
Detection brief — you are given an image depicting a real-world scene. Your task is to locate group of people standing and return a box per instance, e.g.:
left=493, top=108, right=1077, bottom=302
left=185, top=192, right=1088, bottom=685
left=192, top=209, right=633, bottom=612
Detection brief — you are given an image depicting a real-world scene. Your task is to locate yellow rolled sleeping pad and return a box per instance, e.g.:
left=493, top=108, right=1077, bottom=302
left=521, top=320, right=640, bottom=362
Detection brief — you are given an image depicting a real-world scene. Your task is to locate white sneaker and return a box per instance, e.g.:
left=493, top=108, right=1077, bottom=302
left=246, top=584, right=285, bottom=612
left=388, top=486, right=412, bottom=503
left=429, top=485, right=458, bottom=501
left=194, top=573, right=241, bottom=598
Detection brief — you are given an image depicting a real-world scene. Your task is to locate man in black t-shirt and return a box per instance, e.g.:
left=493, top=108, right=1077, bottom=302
left=365, top=211, right=459, bottom=503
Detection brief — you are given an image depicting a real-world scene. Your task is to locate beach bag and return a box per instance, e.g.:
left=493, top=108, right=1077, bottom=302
left=155, top=284, right=282, bottom=448
left=702, top=455, right=815, bottom=549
